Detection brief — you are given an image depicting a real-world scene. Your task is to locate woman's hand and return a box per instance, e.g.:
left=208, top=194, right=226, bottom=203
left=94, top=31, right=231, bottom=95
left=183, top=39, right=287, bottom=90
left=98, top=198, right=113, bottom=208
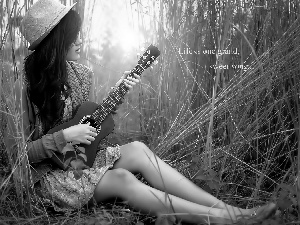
left=115, top=71, right=141, bottom=90
left=62, top=123, right=97, bottom=144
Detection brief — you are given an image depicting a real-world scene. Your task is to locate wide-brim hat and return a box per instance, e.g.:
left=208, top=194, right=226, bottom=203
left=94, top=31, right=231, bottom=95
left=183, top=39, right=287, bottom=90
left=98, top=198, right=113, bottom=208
left=20, top=0, right=76, bottom=50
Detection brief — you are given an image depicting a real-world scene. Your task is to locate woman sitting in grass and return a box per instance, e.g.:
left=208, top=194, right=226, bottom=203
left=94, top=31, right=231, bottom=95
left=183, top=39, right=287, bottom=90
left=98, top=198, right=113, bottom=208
left=4, top=0, right=277, bottom=224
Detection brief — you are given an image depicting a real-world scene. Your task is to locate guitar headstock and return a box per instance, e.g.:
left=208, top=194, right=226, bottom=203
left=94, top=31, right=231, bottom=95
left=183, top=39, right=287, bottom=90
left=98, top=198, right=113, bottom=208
left=137, top=44, right=160, bottom=71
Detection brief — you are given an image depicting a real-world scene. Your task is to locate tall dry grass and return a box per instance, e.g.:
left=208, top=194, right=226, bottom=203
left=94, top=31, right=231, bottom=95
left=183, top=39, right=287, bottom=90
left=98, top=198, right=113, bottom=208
left=130, top=0, right=300, bottom=222
left=0, top=0, right=300, bottom=224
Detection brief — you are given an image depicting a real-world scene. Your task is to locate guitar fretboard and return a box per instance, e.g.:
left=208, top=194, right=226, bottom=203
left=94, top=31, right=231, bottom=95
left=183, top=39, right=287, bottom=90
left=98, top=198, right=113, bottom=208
left=90, top=65, right=145, bottom=126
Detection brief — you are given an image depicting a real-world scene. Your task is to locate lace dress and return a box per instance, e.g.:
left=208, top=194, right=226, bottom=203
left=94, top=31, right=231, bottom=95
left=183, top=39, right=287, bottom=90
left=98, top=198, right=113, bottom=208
left=32, top=61, right=121, bottom=211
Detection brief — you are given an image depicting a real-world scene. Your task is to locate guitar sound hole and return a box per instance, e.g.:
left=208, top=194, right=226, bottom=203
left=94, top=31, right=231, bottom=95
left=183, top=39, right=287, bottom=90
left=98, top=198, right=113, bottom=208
left=79, top=115, right=101, bottom=134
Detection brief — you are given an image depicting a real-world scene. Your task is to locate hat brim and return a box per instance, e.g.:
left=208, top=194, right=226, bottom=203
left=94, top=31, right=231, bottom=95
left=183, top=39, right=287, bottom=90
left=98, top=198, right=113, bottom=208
left=28, top=2, right=77, bottom=50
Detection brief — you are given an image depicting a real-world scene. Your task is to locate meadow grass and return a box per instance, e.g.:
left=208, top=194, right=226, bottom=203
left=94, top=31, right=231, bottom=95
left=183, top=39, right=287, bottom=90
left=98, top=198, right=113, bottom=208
left=1, top=0, right=300, bottom=224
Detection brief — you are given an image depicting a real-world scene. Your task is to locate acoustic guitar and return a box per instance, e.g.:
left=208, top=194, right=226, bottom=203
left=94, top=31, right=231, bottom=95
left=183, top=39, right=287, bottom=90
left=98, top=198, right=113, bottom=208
left=47, top=44, right=160, bottom=170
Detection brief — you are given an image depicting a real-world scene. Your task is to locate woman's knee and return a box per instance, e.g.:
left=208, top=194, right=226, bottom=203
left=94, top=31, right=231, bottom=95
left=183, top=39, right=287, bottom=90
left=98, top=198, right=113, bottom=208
left=129, top=141, right=153, bottom=158
left=114, top=141, right=155, bottom=172
left=94, top=168, right=137, bottom=201
left=101, top=168, right=136, bottom=187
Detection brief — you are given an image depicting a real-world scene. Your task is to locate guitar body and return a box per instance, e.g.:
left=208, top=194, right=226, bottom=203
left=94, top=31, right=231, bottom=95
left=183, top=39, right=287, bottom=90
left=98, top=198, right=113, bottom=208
left=47, top=101, right=115, bottom=169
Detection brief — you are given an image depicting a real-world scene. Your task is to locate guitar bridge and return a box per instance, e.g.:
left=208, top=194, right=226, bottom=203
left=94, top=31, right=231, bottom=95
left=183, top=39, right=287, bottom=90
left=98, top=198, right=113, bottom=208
left=79, top=115, right=101, bottom=134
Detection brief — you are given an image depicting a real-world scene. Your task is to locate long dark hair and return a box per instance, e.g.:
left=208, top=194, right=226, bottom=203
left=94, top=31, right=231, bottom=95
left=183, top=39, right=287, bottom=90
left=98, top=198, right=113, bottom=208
left=24, top=10, right=81, bottom=132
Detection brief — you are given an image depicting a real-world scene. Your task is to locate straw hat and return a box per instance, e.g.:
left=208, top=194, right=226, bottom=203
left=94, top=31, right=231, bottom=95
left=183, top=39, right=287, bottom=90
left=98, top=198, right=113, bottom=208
left=20, top=0, right=76, bottom=50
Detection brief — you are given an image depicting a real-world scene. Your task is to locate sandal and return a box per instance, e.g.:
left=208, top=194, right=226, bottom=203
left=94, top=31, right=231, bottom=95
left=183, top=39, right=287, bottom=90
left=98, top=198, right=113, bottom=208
left=235, top=202, right=277, bottom=224
left=250, top=205, right=261, bottom=217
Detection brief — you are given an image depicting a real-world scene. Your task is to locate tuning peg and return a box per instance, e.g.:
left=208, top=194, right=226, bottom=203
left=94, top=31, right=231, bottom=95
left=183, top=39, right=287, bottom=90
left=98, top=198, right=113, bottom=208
left=140, top=47, right=146, bottom=52
left=153, top=60, right=158, bottom=65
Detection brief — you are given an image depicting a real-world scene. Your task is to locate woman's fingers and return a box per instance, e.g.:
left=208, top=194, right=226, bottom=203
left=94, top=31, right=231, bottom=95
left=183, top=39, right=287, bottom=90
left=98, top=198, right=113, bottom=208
left=84, top=140, right=91, bottom=145
left=123, top=71, right=140, bottom=83
left=84, top=139, right=92, bottom=145
left=85, top=125, right=97, bottom=137
left=87, top=135, right=95, bottom=141
left=123, top=73, right=140, bottom=89
left=88, top=125, right=97, bottom=133
left=127, top=77, right=140, bottom=83
left=123, top=71, right=131, bottom=76
left=84, top=134, right=95, bottom=145
left=124, top=79, right=136, bottom=86
left=81, top=124, right=96, bottom=144
left=88, top=130, right=98, bottom=137
left=132, top=73, right=141, bottom=80
left=115, top=71, right=141, bottom=88
left=129, top=73, right=141, bottom=81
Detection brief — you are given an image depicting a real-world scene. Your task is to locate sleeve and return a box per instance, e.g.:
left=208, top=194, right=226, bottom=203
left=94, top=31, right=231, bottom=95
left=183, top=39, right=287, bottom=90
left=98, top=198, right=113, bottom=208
left=26, top=130, right=67, bottom=163
left=4, top=79, right=67, bottom=164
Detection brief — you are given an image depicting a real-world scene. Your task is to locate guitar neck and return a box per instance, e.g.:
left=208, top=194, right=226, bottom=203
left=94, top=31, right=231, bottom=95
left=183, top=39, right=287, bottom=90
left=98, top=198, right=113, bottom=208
left=90, top=64, right=145, bottom=126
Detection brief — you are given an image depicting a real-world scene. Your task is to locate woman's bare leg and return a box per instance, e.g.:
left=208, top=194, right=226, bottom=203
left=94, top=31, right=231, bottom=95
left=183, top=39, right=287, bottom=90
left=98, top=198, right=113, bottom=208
left=112, top=142, right=276, bottom=219
left=94, top=168, right=235, bottom=224
left=113, top=142, right=239, bottom=209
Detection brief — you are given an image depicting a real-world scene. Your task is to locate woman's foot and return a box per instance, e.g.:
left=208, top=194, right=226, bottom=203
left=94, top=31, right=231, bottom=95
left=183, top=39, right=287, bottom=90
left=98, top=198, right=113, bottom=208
left=221, top=202, right=277, bottom=224
left=238, top=202, right=277, bottom=224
